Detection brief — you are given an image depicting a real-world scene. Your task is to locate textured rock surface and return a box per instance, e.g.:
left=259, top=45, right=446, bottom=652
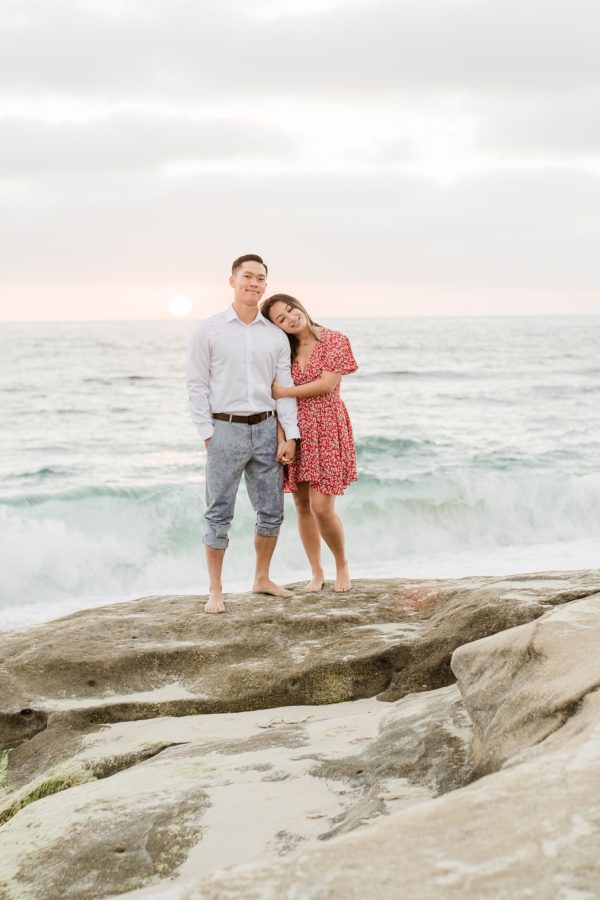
left=0, top=690, right=472, bottom=899
left=2, top=570, right=597, bottom=753
left=188, top=701, right=600, bottom=900
left=0, top=570, right=599, bottom=898
left=451, top=594, right=600, bottom=773
left=153, top=594, right=600, bottom=900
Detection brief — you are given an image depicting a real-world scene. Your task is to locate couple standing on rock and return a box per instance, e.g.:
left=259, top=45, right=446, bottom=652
left=187, top=253, right=358, bottom=613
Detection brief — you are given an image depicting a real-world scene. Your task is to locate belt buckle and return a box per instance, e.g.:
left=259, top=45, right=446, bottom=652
left=248, top=413, right=261, bottom=425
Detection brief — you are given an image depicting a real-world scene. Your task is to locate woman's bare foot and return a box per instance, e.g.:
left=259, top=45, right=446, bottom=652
left=303, top=571, right=324, bottom=592
left=204, top=591, right=225, bottom=614
left=334, top=563, right=351, bottom=593
left=252, top=579, right=293, bottom=598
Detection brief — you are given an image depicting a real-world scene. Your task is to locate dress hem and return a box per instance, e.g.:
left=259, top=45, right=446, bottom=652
left=284, top=476, right=357, bottom=497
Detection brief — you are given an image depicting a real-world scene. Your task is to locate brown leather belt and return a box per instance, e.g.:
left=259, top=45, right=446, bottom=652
left=212, top=410, right=277, bottom=425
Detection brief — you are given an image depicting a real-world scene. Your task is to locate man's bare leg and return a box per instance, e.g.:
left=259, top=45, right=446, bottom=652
left=205, top=546, right=226, bottom=613
left=252, top=535, right=293, bottom=597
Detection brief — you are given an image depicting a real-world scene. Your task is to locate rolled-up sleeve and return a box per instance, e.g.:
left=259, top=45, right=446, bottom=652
left=275, top=336, right=300, bottom=441
left=187, top=324, right=214, bottom=440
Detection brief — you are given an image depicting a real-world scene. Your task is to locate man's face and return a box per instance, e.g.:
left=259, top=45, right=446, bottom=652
left=229, top=261, right=267, bottom=304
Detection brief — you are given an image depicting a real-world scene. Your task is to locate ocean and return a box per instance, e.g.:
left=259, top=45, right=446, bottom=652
left=1, top=316, right=599, bottom=630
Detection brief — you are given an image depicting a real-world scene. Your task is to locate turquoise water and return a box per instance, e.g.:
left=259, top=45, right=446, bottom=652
left=1, top=317, right=599, bottom=629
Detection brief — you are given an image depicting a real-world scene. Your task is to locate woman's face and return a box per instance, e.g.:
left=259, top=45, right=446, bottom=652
left=268, top=300, right=307, bottom=334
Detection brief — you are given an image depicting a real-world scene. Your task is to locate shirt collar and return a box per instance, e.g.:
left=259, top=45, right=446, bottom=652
left=226, top=304, right=267, bottom=326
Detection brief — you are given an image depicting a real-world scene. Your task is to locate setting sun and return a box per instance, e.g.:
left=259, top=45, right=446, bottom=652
left=168, top=295, right=193, bottom=317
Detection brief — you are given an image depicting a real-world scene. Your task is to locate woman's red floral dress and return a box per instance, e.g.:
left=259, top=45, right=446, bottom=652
left=285, top=328, right=358, bottom=496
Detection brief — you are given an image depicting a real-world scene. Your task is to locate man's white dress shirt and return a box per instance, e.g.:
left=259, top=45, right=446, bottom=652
left=187, top=305, right=300, bottom=441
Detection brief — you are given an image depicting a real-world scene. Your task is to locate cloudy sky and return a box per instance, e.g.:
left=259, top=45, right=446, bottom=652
left=0, top=0, right=599, bottom=320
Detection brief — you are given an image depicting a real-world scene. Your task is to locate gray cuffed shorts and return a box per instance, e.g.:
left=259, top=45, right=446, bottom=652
left=203, top=415, right=284, bottom=549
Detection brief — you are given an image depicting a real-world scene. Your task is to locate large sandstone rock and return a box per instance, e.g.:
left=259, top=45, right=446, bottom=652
left=156, top=594, right=600, bottom=900
left=0, top=570, right=598, bottom=898
left=188, top=698, right=600, bottom=900
left=0, top=690, right=471, bottom=899
left=451, top=593, right=600, bottom=774
left=2, top=570, right=597, bottom=763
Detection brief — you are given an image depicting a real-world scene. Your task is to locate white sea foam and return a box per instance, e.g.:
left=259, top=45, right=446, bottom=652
left=1, top=469, right=599, bottom=630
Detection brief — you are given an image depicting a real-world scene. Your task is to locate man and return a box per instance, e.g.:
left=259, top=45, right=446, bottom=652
left=187, top=254, right=299, bottom=613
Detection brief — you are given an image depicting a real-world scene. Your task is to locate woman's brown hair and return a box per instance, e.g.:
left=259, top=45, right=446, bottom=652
left=260, top=293, right=322, bottom=360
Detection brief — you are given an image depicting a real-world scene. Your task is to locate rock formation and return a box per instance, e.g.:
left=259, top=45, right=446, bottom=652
left=0, top=569, right=598, bottom=898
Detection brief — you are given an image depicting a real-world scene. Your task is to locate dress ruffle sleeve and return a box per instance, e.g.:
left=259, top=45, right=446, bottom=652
left=323, top=331, right=358, bottom=375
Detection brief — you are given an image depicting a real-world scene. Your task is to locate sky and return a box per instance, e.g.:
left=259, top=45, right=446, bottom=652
left=0, top=0, right=599, bottom=320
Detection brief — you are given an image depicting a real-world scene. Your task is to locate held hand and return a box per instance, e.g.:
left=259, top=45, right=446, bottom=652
left=277, top=439, right=296, bottom=465
left=271, top=382, right=288, bottom=400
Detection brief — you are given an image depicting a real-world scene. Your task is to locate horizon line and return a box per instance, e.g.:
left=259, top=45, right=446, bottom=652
left=1, top=312, right=599, bottom=325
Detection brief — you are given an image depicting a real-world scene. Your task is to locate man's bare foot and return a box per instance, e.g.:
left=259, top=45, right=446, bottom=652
left=204, top=592, right=225, bottom=614
left=252, top=579, right=293, bottom=598
left=303, top=572, right=324, bottom=593
left=334, top=563, right=351, bottom=593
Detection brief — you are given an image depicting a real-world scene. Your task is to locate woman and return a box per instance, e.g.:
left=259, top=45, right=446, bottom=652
left=260, top=293, right=358, bottom=593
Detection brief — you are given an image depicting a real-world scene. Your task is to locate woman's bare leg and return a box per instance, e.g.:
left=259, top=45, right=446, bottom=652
left=293, top=482, right=324, bottom=591
left=309, top=488, right=351, bottom=592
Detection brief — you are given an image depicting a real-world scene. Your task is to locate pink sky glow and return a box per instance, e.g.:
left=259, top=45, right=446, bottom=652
left=1, top=283, right=598, bottom=322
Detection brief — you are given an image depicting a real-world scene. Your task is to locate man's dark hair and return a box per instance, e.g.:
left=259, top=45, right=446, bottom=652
left=231, top=254, right=268, bottom=276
